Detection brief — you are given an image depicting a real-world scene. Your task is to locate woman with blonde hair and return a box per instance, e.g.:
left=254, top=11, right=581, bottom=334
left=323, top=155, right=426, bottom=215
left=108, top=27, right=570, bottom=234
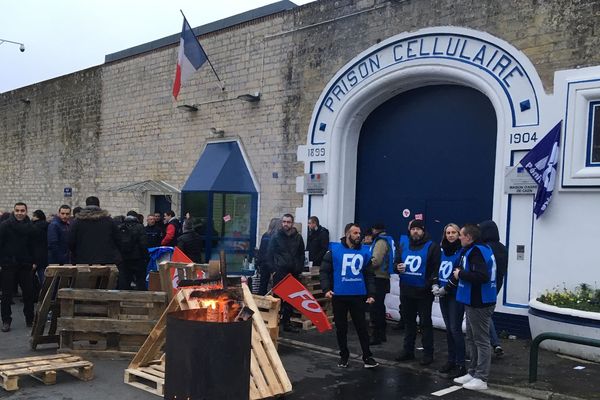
left=434, top=223, right=466, bottom=378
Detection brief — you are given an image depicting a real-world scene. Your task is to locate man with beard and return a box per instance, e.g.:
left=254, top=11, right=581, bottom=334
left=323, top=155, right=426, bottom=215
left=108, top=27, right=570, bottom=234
left=268, top=213, right=305, bottom=332
left=320, top=223, right=378, bottom=368
left=0, top=203, right=36, bottom=332
left=394, top=219, right=441, bottom=365
left=368, top=223, right=394, bottom=345
left=48, top=205, right=72, bottom=265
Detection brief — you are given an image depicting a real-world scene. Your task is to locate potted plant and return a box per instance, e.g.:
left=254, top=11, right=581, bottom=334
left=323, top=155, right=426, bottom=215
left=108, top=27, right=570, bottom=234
left=529, top=284, right=600, bottom=362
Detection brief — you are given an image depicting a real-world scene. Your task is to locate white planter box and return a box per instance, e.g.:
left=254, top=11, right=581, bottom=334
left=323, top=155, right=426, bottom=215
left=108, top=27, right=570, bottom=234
left=528, top=298, right=600, bottom=362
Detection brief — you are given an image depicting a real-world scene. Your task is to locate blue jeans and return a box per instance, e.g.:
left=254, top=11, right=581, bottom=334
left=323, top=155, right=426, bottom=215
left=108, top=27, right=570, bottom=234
left=439, top=294, right=465, bottom=366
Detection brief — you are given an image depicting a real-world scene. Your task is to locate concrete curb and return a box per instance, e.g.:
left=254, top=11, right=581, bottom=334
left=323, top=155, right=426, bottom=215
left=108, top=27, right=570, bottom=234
left=278, top=338, right=588, bottom=400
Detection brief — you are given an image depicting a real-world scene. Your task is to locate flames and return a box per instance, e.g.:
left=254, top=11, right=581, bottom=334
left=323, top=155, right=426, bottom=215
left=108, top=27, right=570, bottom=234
left=185, top=288, right=243, bottom=323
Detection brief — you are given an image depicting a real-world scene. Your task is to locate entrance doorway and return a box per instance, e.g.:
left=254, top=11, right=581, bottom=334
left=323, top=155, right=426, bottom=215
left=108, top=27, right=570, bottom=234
left=355, top=84, right=497, bottom=243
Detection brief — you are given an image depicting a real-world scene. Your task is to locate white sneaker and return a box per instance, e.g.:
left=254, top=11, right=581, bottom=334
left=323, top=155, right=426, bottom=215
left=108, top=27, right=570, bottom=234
left=463, top=378, right=488, bottom=391
left=453, top=373, right=474, bottom=385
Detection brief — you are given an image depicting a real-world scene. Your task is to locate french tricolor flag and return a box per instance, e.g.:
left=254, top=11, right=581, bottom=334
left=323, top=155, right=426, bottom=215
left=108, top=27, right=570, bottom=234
left=172, top=17, right=207, bottom=100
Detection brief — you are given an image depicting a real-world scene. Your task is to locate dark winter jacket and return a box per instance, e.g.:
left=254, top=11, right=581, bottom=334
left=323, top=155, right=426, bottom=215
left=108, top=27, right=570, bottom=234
left=306, top=225, right=330, bottom=266
left=32, top=219, right=49, bottom=267
left=0, top=214, right=36, bottom=266
left=319, top=237, right=376, bottom=297
left=479, top=220, right=508, bottom=293
left=257, top=233, right=272, bottom=274
left=117, top=216, right=148, bottom=261
left=177, top=231, right=203, bottom=263
left=144, top=224, right=163, bottom=249
left=267, top=227, right=305, bottom=275
left=457, top=243, right=494, bottom=308
left=394, top=232, right=441, bottom=298
left=48, top=216, right=71, bottom=264
left=68, top=206, right=121, bottom=264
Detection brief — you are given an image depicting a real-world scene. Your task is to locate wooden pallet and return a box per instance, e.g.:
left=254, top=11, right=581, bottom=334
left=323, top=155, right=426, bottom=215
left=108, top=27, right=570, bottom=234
left=157, top=261, right=209, bottom=302
left=125, top=284, right=292, bottom=399
left=57, top=289, right=167, bottom=359
left=0, top=353, right=93, bottom=392
left=252, top=294, right=281, bottom=349
left=30, top=265, right=119, bottom=350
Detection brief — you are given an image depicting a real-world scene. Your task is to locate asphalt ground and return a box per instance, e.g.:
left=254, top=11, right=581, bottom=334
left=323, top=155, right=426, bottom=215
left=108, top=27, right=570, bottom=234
left=0, top=303, right=598, bottom=399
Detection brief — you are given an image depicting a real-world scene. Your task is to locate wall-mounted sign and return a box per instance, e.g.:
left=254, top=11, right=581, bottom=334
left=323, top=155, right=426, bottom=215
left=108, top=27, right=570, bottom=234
left=504, top=166, right=537, bottom=194
left=63, top=187, right=72, bottom=198
left=304, top=173, right=328, bottom=195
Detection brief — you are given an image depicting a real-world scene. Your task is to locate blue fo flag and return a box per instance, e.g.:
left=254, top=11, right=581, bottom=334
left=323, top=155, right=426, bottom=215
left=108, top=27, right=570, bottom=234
left=518, top=121, right=562, bottom=218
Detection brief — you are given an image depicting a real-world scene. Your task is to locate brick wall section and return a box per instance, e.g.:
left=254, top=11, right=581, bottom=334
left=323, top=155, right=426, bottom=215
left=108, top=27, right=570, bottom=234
left=0, top=68, right=102, bottom=213
left=1, top=0, right=600, bottom=230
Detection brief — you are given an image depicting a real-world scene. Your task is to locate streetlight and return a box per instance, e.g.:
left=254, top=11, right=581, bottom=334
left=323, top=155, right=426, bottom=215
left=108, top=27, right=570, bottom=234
left=0, top=38, right=25, bottom=52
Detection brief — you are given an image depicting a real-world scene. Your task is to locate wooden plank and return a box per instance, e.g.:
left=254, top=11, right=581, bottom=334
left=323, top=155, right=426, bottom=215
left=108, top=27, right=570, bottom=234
left=124, top=368, right=164, bottom=397
left=58, top=318, right=155, bottom=335
left=250, top=332, right=282, bottom=396
left=58, top=288, right=167, bottom=303
left=242, top=284, right=292, bottom=394
left=249, top=349, right=272, bottom=399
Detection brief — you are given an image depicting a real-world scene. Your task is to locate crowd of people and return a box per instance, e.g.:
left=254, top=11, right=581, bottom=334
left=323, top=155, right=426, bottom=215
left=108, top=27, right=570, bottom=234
left=0, top=196, right=194, bottom=333
left=256, top=213, right=508, bottom=391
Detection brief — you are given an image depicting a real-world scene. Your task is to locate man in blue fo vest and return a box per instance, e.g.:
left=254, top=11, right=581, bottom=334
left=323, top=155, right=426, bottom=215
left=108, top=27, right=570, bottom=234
left=394, top=219, right=441, bottom=366
left=453, top=224, right=497, bottom=391
left=320, top=223, right=379, bottom=369
left=368, top=223, right=394, bottom=345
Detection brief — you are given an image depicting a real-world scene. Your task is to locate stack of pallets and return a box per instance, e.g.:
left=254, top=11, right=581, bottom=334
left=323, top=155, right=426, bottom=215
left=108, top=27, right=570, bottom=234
left=30, top=265, right=119, bottom=350
left=57, top=289, right=167, bottom=359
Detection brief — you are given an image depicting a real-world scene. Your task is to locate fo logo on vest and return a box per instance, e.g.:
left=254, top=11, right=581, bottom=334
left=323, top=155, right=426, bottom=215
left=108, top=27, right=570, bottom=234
left=405, top=255, right=422, bottom=272
left=341, top=254, right=364, bottom=276
left=439, top=261, right=453, bottom=279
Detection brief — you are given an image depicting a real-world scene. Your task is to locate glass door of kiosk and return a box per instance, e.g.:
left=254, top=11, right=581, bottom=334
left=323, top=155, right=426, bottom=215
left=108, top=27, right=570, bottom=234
left=182, top=191, right=257, bottom=274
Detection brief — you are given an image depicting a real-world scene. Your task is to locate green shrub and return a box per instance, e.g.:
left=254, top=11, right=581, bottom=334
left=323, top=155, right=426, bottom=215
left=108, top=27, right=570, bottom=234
left=537, top=284, right=600, bottom=313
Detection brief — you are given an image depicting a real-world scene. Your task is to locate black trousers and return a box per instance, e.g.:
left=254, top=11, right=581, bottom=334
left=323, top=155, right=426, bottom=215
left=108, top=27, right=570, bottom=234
left=258, top=265, right=271, bottom=296
left=1, top=264, right=34, bottom=324
left=332, top=295, right=372, bottom=360
left=118, top=259, right=147, bottom=291
left=400, top=294, right=434, bottom=356
left=369, top=278, right=390, bottom=339
left=272, top=269, right=299, bottom=325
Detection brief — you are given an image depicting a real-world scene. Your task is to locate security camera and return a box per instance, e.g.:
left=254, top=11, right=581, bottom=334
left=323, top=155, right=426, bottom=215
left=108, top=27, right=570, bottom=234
left=19, top=44, right=25, bottom=52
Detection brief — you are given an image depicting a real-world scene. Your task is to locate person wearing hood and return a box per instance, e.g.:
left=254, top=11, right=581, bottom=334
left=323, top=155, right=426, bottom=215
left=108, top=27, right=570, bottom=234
left=68, top=196, right=121, bottom=265
left=320, top=223, right=379, bottom=369
left=479, top=220, right=508, bottom=357
left=116, top=211, right=148, bottom=290
left=0, top=202, right=36, bottom=332
left=394, top=219, right=441, bottom=366
left=268, top=213, right=305, bottom=332
left=433, top=223, right=466, bottom=378
left=31, top=210, right=49, bottom=284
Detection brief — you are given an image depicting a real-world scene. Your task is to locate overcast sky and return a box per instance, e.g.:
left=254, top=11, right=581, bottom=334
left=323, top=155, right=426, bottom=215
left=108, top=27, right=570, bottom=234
left=0, top=0, right=314, bottom=94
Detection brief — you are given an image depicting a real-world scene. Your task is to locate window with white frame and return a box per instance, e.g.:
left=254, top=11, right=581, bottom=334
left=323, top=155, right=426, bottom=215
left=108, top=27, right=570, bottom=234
left=589, top=101, right=600, bottom=165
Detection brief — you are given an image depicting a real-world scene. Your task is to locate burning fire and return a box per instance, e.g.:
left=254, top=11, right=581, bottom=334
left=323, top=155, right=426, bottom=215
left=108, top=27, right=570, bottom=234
left=201, top=299, right=218, bottom=310
left=186, top=289, right=243, bottom=322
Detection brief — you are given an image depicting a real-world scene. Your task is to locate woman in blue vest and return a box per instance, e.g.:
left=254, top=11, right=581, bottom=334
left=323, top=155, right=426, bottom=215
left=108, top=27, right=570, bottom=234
left=453, top=224, right=497, bottom=392
left=320, top=223, right=379, bottom=369
left=432, top=223, right=466, bottom=378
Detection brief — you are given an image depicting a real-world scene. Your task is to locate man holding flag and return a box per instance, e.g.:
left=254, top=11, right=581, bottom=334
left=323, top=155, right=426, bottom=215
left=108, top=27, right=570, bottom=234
left=519, top=121, right=562, bottom=218
left=320, top=223, right=379, bottom=369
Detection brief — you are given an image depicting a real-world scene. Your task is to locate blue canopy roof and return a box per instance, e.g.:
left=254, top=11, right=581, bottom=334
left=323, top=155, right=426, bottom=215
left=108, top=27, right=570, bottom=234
left=182, top=141, right=257, bottom=193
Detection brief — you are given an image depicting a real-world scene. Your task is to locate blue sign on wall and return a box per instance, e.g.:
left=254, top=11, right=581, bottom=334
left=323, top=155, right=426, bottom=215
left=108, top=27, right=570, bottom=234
left=64, top=187, right=72, bottom=197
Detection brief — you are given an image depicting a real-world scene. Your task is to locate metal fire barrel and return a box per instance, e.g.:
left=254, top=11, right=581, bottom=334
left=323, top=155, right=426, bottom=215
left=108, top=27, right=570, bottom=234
left=164, top=309, right=252, bottom=400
